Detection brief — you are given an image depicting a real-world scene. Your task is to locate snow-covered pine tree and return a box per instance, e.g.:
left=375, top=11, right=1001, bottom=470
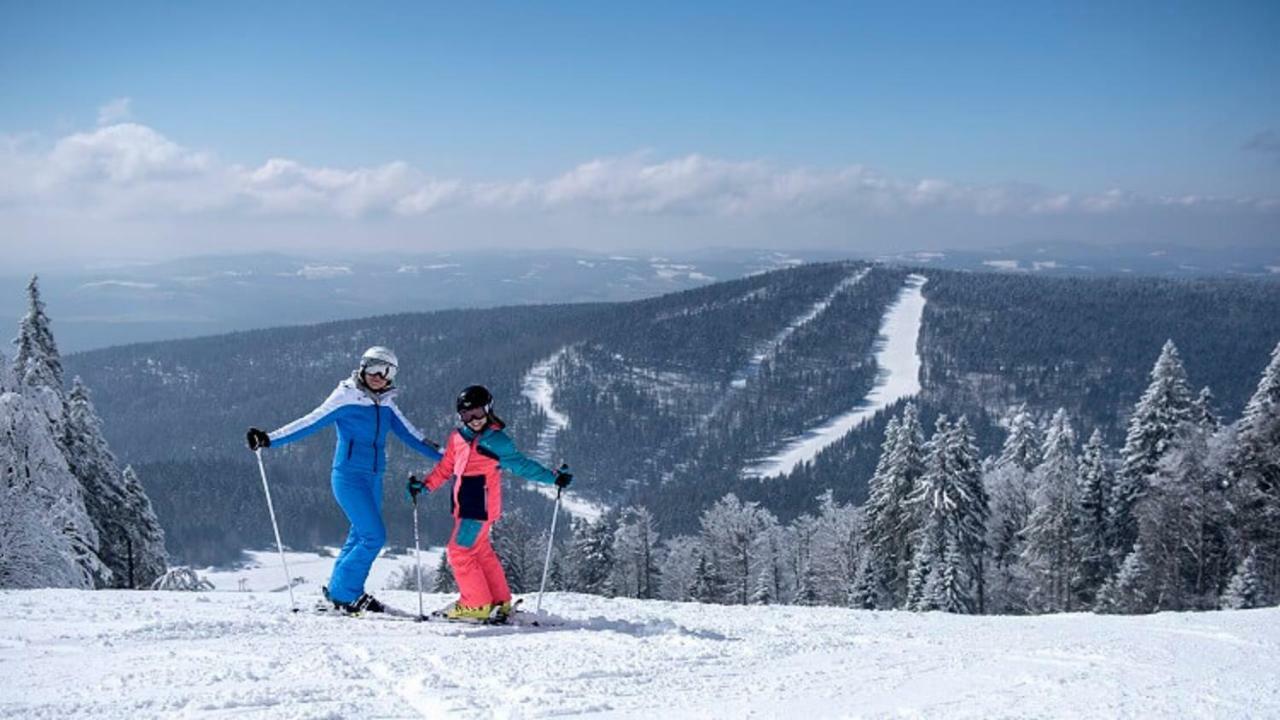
left=807, top=490, right=863, bottom=606
left=432, top=550, right=456, bottom=593
left=1109, top=340, right=1195, bottom=563
left=1073, top=429, right=1113, bottom=607
left=848, top=550, right=878, bottom=610
left=566, top=513, right=617, bottom=596
left=926, top=537, right=970, bottom=614
left=1229, top=340, right=1280, bottom=600
left=699, top=493, right=777, bottom=605
left=906, top=518, right=941, bottom=611
left=692, top=547, right=728, bottom=604
left=12, top=276, right=63, bottom=393
left=0, top=390, right=104, bottom=588
left=64, top=378, right=167, bottom=588
left=984, top=406, right=1043, bottom=614
left=657, top=535, right=701, bottom=601
left=0, top=485, right=87, bottom=588
left=997, top=405, right=1043, bottom=472
left=1193, top=387, right=1219, bottom=431
left=910, top=416, right=988, bottom=613
left=1022, top=409, right=1080, bottom=613
left=611, top=506, right=660, bottom=599
left=1095, top=543, right=1153, bottom=614
left=862, top=416, right=903, bottom=608
left=119, top=465, right=167, bottom=586
left=750, top=522, right=788, bottom=605
left=863, top=404, right=926, bottom=609
left=1220, top=549, right=1266, bottom=610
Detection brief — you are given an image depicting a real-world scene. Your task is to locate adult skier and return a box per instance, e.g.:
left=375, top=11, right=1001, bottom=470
left=408, top=385, right=572, bottom=621
left=246, top=347, right=441, bottom=614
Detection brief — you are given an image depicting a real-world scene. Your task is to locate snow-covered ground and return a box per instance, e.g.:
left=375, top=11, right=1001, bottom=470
left=520, top=349, right=607, bottom=522
left=199, top=548, right=444, bottom=595
left=730, top=268, right=869, bottom=389
left=747, top=274, right=928, bottom=478
left=2, top=589, right=1277, bottom=719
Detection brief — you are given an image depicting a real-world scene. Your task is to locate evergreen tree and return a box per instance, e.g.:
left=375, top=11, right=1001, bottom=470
left=927, top=537, right=970, bottom=614
left=1221, top=549, right=1266, bottom=610
left=862, top=404, right=926, bottom=609
left=611, top=506, right=660, bottom=599
left=567, top=513, right=617, bottom=596
left=1073, top=428, right=1113, bottom=606
left=493, top=508, right=541, bottom=594
left=1022, top=409, right=1079, bottom=612
left=1110, top=340, right=1195, bottom=561
left=906, top=520, right=941, bottom=611
left=984, top=408, right=1043, bottom=614
left=1229, top=341, right=1280, bottom=600
left=432, top=550, right=457, bottom=593
left=1193, top=387, right=1219, bottom=431
left=910, top=416, right=988, bottom=613
left=699, top=494, right=776, bottom=605
left=997, top=405, right=1043, bottom=472
left=848, top=551, right=878, bottom=610
left=64, top=378, right=167, bottom=588
left=12, top=275, right=63, bottom=392
left=1095, top=543, right=1153, bottom=614
left=658, top=536, right=701, bottom=601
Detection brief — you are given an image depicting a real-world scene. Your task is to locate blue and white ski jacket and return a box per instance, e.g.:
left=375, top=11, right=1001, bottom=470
left=268, top=374, right=442, bottom=474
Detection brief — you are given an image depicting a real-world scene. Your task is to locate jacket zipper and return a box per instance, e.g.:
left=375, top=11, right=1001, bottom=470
left=372, top=399, right=382, bottom=474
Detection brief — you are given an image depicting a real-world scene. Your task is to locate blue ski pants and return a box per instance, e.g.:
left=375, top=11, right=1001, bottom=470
left=329, top=469, right=385, bottom=604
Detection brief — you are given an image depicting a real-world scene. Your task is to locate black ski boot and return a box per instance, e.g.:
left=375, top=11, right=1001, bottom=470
left=340, top=593, right=386, bottom=615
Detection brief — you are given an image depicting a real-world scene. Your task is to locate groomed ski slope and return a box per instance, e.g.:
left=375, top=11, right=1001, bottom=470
left=520, top=348, right=607, bottom=522
left=2, top=589, right=1277, bottom=719
left=747, top=274, right=928, bottom=479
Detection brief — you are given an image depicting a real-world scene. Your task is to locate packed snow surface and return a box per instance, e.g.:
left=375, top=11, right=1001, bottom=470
left=199, top=548, right=443, bottom=595
left=520, top=348, right=606, bottom=522
left=747, top=274, right=928, bottom=478
left=2, top=589, right=1277, bottom=719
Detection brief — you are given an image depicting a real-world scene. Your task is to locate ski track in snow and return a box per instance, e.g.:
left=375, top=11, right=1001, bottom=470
left=730, top=268, right=870, bottom=390
left=3, top=589, right=1278, bottom=719
left=521, top=348, right=606, bottom=522
left=746, top=274, right=928, bottom=479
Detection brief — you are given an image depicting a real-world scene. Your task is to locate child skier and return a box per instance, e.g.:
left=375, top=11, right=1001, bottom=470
left=246, top=346, right=442, bottom=614
left=408, top=384, right=572, bottom=621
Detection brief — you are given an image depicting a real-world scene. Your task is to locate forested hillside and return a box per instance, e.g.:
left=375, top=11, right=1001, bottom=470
left=64, top=264, right=1280, bottom=567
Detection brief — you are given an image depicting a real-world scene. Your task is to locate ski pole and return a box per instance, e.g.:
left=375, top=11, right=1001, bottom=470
left=254, top=448, right=297, bottom=613
left=411, top=476, right=425, bottom=621
left=535, top=484, right=564, bottom=615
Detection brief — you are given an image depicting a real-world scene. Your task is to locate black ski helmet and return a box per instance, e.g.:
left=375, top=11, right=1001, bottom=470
left=456, top=385, right=493, bottom=413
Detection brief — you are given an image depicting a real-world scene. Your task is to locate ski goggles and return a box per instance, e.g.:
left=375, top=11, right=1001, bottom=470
left=458, top=406, right=488, bottom=422
left=362, top=360, right=397, bottom=381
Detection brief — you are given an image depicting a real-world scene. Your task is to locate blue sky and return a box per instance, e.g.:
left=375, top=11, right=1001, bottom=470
left=1, top=1, right=1277, bottom=262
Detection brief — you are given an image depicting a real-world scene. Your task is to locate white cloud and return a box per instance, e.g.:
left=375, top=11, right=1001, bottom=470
left=97, top=98, right=133, bottom=126
left=2, top=118, right=1277, bottom=262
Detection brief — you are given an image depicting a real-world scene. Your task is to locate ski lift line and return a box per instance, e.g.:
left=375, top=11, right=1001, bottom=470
left=744, top=274, right=929, bottom=479
left=729, top=268, right=871, bottom=389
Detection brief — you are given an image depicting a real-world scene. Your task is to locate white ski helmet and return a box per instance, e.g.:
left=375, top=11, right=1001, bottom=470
left=359, top=346, right=399, bottom=382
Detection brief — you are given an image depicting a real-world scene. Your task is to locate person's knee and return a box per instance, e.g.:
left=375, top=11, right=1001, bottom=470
left=359, top=523, right=387, bottom=550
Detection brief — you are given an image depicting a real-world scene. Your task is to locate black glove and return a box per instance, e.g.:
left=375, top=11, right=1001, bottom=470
left=246, top=427, right=271, bottom=450
left=554, top=465, right=573, bottom=489
left=407, top=474, right=426, bottom=499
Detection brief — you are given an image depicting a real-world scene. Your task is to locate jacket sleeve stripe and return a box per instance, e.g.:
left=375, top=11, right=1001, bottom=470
left=268, top=386, right=349, bottom=446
